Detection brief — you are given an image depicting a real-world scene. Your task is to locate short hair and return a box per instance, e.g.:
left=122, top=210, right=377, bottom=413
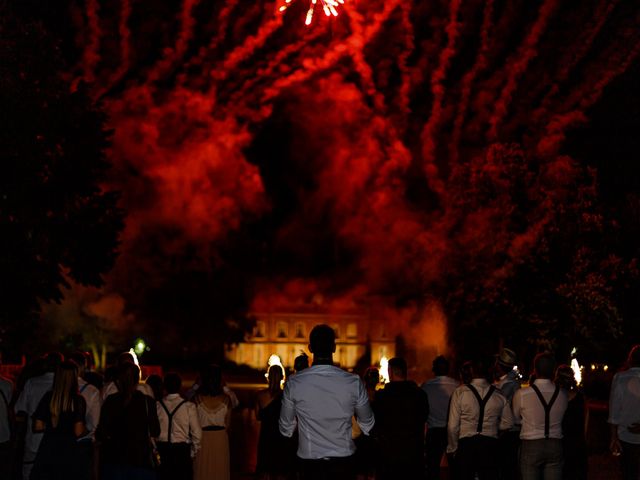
left=470, top=356, right=491, bottom=380
left=628, top=345, right=640, bottom=367
left=164, top=373, right=182, bottom=394
left=364, top=367, right=380, bottom=389
left=117, top=352, right=135, bottom=366
left=432, top=356, right=450, bottom=376
left=309, top=324, right=336, bottom=358
left=534, top=352, right=556, bottom=379
left=388, top=357, right=407, bottom=379
left=294, top=353, right=309, bottom=372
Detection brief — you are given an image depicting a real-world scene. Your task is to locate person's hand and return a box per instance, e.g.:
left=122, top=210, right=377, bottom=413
left=610, top=435, right=622, bottom=456
left=628, top=423, right=640, bottom=434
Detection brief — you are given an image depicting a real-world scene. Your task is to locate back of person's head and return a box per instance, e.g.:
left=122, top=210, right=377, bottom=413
left=364, top=367, right=380, bottom=389
left=388, top=357, right=408, bottom=381
left=163, top=373, right=182, bottom=395
left=116, top=351, right=135, bottom=367
left=146, top=374, right=164, bottom=400
left=50, top=361, right=79, bottom=428
left=460, top=361, right=473, bottom=384
left=267, top=365, right=284, bottom=395
left=627, top=345, right=640, bottom=368
left=116, top=362, right=141, bottom=400
left=533, top=352, right=556, bottom=379
left=554, top=364, right=576, bottom=390
left=45, top=352, right=64, bottom=373
left=198, top=364, right=223, bottom=396
left=104, top=365, right=117, bottom=383
left=470, top=356, right=491, bottom=381
left=432, top=356, right=450, bottom=376
left=294, top=353, right=309, bottom=372
left=69, top=351, right=88, bottom=375
left=309, top=324, right=336, bottom=358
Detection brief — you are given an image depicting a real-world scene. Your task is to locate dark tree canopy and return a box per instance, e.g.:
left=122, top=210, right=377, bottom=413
left=0, top=2, right=123, bottom=356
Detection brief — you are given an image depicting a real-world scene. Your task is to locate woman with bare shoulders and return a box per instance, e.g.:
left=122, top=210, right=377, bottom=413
left=255, top=364, right=290, bottom=479
left=194, top=364, right=231, bottom=480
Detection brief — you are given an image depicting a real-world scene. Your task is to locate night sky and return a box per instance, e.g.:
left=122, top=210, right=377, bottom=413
left=4, top=0, right=640, bottom=362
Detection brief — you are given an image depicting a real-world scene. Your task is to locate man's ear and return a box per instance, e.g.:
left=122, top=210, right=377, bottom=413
left=308, top=343, right=314, bottom=354
left=332, top=343, right=336, bottom=353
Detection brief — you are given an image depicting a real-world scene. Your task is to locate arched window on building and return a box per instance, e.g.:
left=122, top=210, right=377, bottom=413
left=277, top=321, right=288, bottom=339
left=254, top=321, right=266, bottom=338
left=295, top=322, right=305, bottom=339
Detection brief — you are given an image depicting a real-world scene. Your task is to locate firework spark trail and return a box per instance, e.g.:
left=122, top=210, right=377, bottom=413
left=396, top=2, right=415, bottom=119
left=208, top=15, right=285, bottom=86
left=82, top=0, right=102, bottom=84
left=420, top=0, right=462, bottom=195
left=147, top=0, right=200, bottom=83
left=95, top=0, right=131, bottom=99
left=538, top=33, right=640, bottom=157
left=178, top=0, right=240, bottom=86
left=531, top=0, right=618, bottom=125
left=487, top=0, right=560, bottom=140
left=229, top=28, right=325, bottom=109
left=345, top=9, right=387, bottom=111
left=450, top=0, right=494, bottom=165
left=260, top=0, right=401, bottom=104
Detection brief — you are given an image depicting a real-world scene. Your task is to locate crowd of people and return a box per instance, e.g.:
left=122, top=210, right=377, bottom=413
left=0, top=325, right=638, bottom=480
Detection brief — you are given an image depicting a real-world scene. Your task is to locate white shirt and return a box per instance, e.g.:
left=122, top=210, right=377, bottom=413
left=157, top=394, right=202, bottom=456
left=609, top=367, right=640, bottom=444
left=0, top=375, right=13, bottom=443
left=513, top=379, right=568, bottom=440
left=421, top=376, right=459, bottom=428
left=78, top=378, right=101, bottom=442
left=447, top=378, right=514, bottom=453
left=279, top=364, right=375, bottom=459
left=102, top=381, right=154, bottom=401
left=14, top=372, right=54, bottom=454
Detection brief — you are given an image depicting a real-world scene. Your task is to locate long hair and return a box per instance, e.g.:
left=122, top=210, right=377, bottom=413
left=267, top=365, right=283, bottom=396
left=50, top=361, right=79, bottom=428
left=116, top=362, right=141, bottom=403
left=198, top=364, right=223, bottom=396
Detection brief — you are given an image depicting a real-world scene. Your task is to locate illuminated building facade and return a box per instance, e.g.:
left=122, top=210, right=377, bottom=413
left=226, top=302, right=395, bottom=370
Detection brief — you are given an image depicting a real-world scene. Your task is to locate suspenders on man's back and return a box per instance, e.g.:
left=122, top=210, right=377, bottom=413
left=466, top=384, right=496, bottom=433
left=159, top=399, right=188, bottom=443
left=530, top=384, right=560, bottom=439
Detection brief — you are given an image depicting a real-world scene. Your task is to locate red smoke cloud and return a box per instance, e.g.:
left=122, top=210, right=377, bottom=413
left=44, top=0, right=639, bottom=352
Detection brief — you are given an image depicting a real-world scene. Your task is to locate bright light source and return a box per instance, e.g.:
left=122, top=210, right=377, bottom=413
left=571, top=347, right=577, bottom=356
left=379, top=356, right=390, bottom=384
left=266, top=354, right=286, bottom=387
left=134, top=338, right=146, bottom=356
left=571, top=358, right=583, bottom=386
left=128, top=348, right=139, bottom=366
left=591, top=364, right=596, bottom=371
left=604, top=365, right=609, bottom=372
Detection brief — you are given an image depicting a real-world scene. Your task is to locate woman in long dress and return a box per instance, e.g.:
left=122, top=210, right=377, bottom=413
left=194, top=365, right=231, bottom=480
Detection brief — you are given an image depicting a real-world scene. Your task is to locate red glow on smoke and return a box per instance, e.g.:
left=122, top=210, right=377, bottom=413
left=47, top=0, right=640, bottom=348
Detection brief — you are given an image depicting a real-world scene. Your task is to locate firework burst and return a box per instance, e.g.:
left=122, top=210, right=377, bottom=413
left=279, top=0, right=346, bottom=25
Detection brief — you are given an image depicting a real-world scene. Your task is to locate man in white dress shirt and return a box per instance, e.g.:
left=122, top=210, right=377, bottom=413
left=513, top=352, right=568, bottom=480
left=279, top=324, right=375, bottom=480
left=609, top=344, right=640, bottom=480
left=421, top=355, right=458, bottom=480
left=447, top=356, right=513, bottom=480
left=156, top=373, right=201, bottom=480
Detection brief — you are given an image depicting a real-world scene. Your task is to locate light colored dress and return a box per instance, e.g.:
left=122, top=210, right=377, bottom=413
left=194, top=394, right=230, bottom=480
